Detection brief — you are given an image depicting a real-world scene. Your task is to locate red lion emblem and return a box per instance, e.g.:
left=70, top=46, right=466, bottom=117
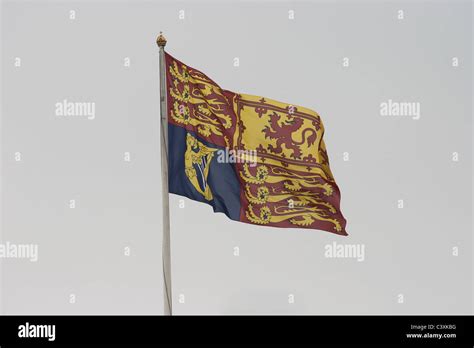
left=263, top=112, right=317, bottom=159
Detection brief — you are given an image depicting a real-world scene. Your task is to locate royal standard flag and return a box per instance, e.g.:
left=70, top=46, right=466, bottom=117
left=165, top=53, right=347, bottom=236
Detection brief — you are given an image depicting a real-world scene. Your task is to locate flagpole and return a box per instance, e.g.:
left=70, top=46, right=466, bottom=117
left=157, top=32, right=172, bottom=316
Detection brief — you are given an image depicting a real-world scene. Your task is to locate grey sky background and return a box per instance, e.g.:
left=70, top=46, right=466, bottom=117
left=0, top=0, right=472, bottom=314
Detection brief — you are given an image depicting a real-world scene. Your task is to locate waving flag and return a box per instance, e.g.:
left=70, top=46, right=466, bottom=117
left=166, top=53, right=347, bottom=236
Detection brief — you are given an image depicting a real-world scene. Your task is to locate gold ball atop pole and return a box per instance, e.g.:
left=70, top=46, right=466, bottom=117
left=156, top=31, right=167, bottom=48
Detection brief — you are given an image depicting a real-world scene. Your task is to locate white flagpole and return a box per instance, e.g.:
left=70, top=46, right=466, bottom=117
left=157, top=32, right=172, bottom=315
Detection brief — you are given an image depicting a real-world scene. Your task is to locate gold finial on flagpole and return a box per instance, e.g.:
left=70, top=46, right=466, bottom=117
left=156, top=32, right=167, bottom=48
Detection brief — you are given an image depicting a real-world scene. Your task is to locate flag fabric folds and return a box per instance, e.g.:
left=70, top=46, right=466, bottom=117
left=165, top=53, right=347, bottom=236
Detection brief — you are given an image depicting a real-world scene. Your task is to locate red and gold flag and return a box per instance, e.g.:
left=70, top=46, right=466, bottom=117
left=166, top=53, right=347, bottom=236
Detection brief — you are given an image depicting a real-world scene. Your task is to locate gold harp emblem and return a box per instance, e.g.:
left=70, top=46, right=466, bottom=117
left=184, top=133, right=218, bottom=200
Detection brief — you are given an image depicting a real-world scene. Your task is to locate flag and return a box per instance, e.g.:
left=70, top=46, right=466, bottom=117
left=165, top=53, right=347, bottom=236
